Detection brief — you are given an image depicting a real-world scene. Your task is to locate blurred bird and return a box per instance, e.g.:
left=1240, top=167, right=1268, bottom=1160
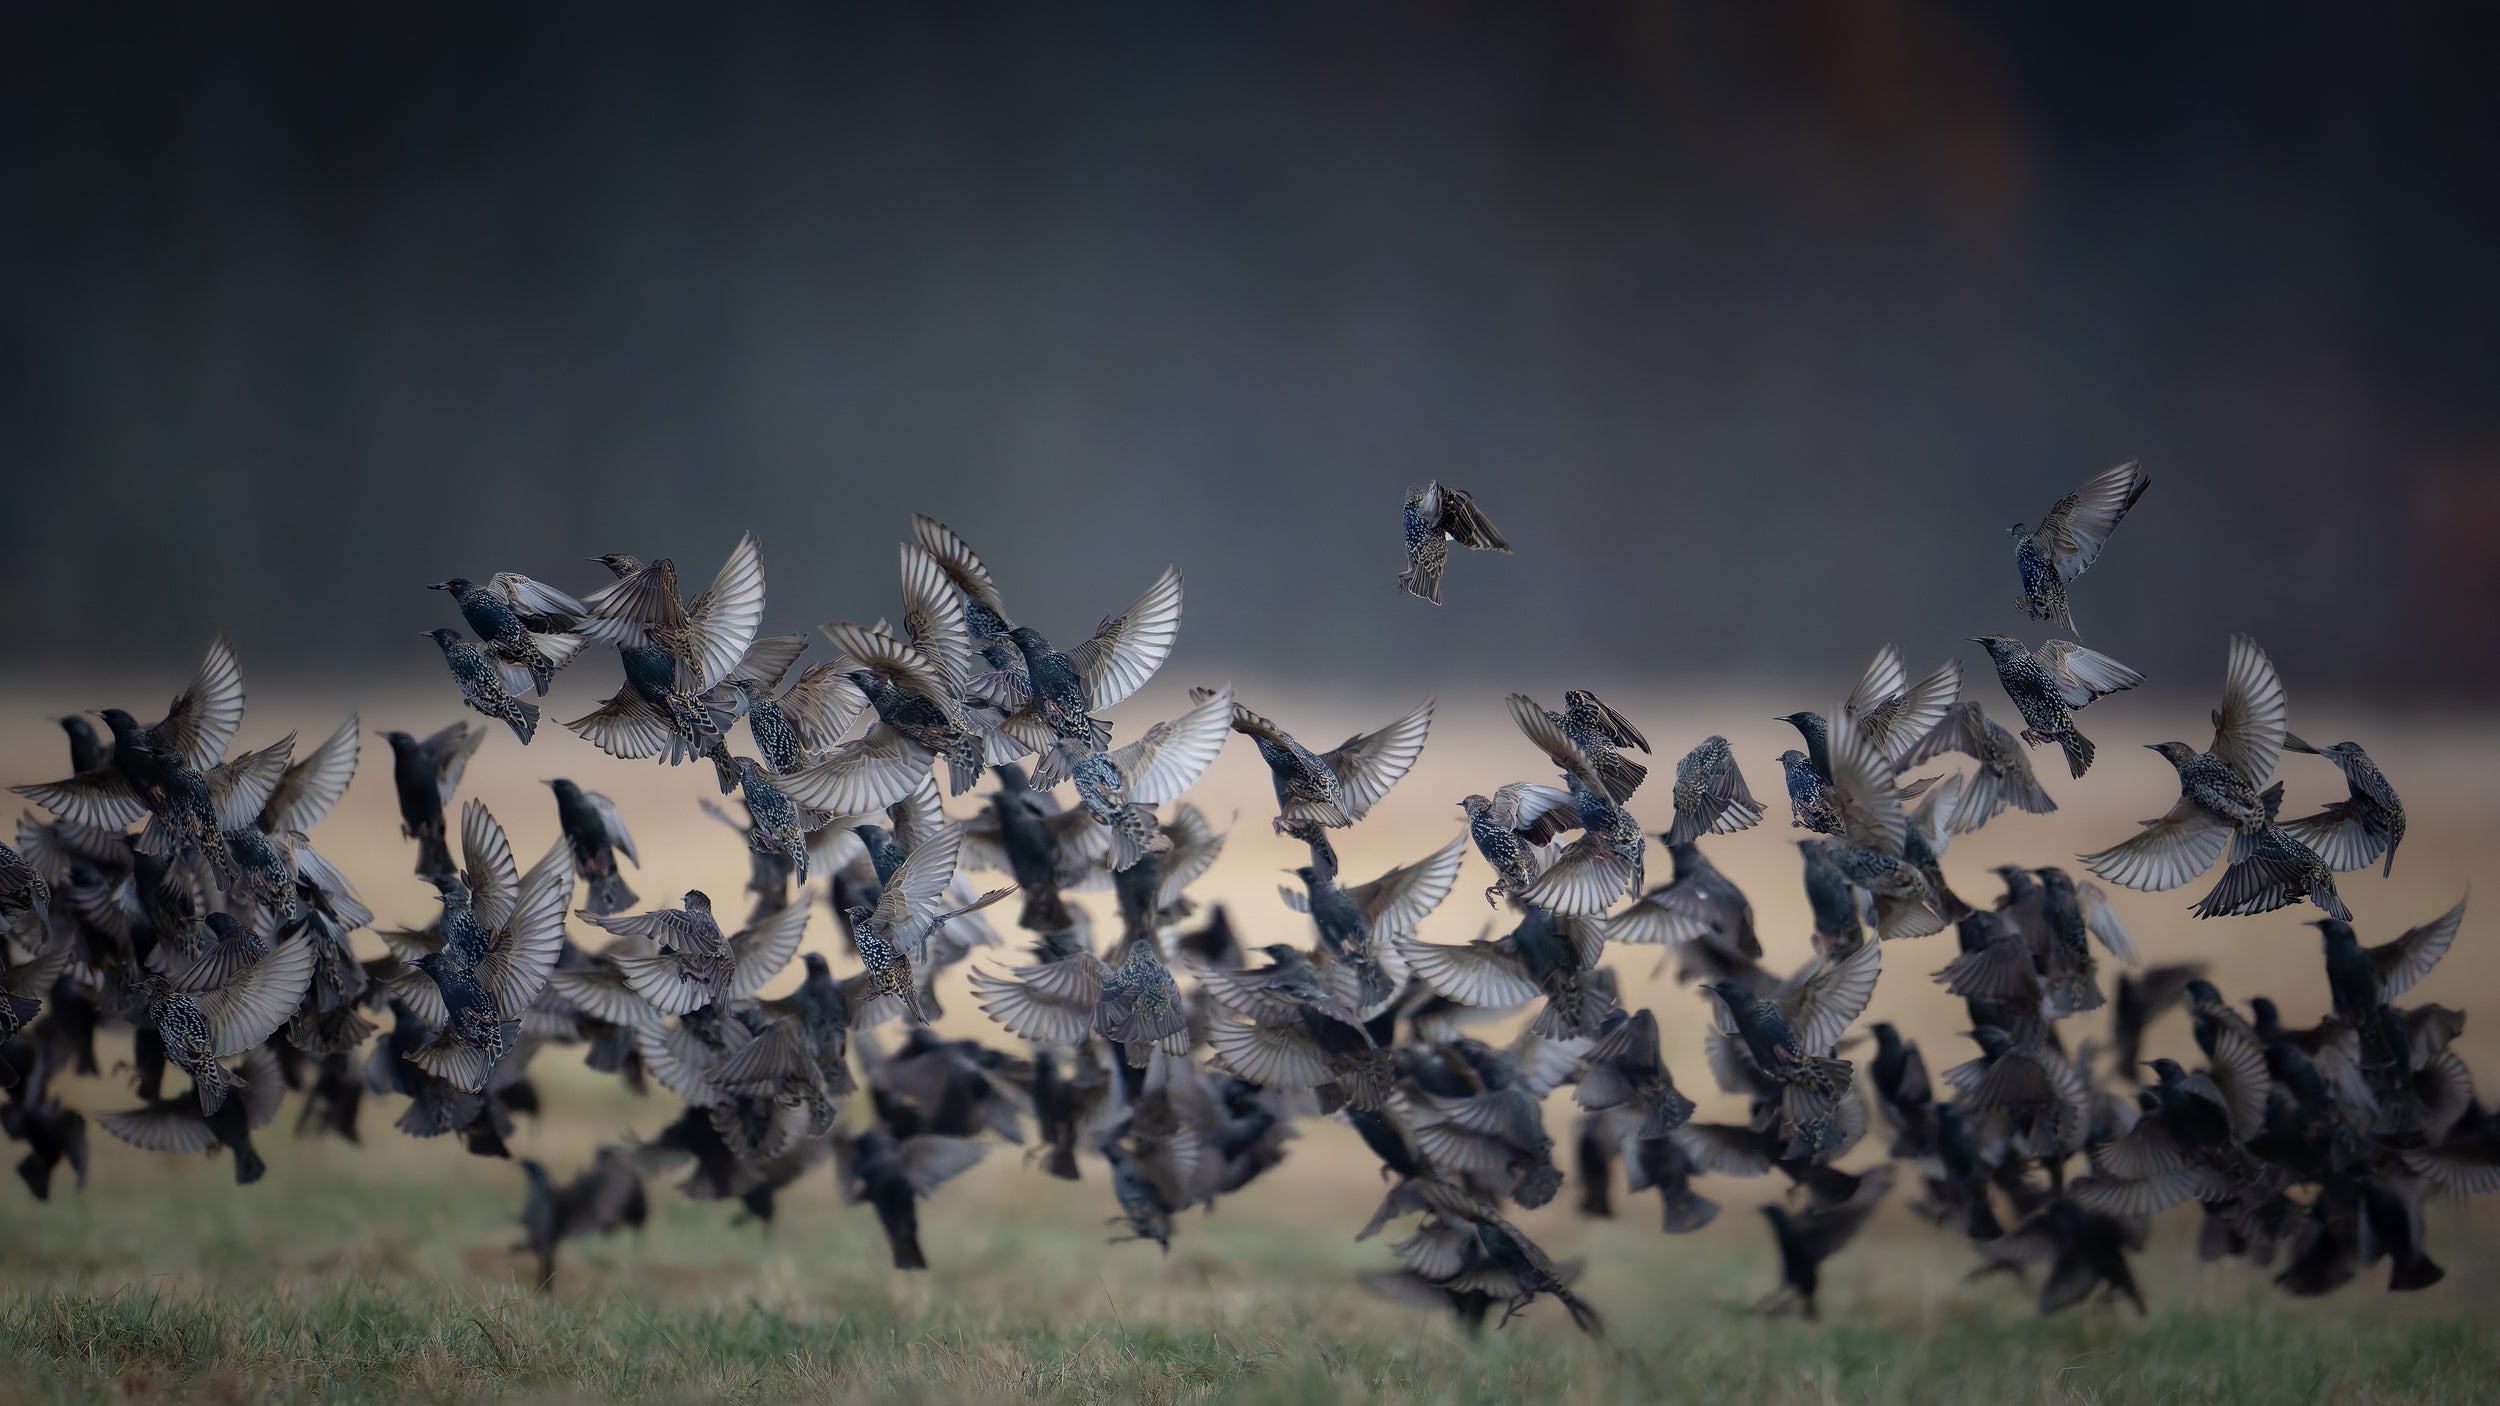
left=1896, top=701, right=2057, bottom=832
left=15, top=638, right=247, bottom=876
left=2012, top=460, right=2152, bottom=633
left=1397, top=481, right=1511, bottom=604
left=515, top=1148, right=648, bottom=1288
left=383, top=723, right=486, bottom=882
left=546, top=779, right=638, bottom=916
left=837, top=1123, right=988, bottom=1271
left=1758, top=1164, right=1895, bottom=1318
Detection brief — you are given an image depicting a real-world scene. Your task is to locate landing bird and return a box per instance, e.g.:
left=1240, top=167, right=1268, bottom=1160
left=1397, top=480, right=1510, bottom=604
left=1971, top=635, right=2142, bottom=778
left=427, top=629, right=538, bottom=744
left=427, top=573, right=587, bottom=696
left=2012, top=460, right=2152, bottom=633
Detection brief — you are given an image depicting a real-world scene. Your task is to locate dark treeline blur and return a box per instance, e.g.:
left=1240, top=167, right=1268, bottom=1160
left=4, top=3, right=2496, bottom=699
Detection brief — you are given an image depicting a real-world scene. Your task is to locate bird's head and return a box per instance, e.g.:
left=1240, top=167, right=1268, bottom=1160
left=425, top=627, right=465, bottom=650
left=590, top=553, right=640, bottom=577
left=1968, top=635, right=2021, bottom=661
left=1291, top=864, right=1321, bottom=887
left=854, top=823, right=892, bottom=852
left=802, top=951, right=831, bottom=976
left=379, top=730, right=415, bottom=752
left=1776, top=748, right=1810, bottom=773
left=2144, top=741, right=2199, bottom=768
left=682, top=890, right=711, bottom=913
left=1870, top=1021, right=1901, bottom=1052
left=1259, top=942, right=1301, bottom=966
left=1774, top=711, right=1823, bottom=737
left=2248, top=995, right=2281, bottom=1033
left=844, top=668, right=886, bottom=697
left=728, top=755, right=764, bottom=784
left=96, top=708, right=141, bottom=741
left=2144, top=1057, right=2188, bottom=1084
left=430, top=872, right=472, bottom=905
left=1006, top=625, right=1048, bottom=653
left=520, top=1158, right=550, bottom=1186
left=543, top=778, right=581, bottom=802
left=2309, top=916, right=2356, bottom=946
left=1457, top=794, right=1491, bottom=819
left=1969, top=1025, right=2015, bottom=1058
left=1704, top=979, right=1750, bottom=1009
left=427, top=578, right=472, bottom=595
left=2183, top=977, right=2223, bottom=1007
left=2007, top=521, right=2029, bottom=538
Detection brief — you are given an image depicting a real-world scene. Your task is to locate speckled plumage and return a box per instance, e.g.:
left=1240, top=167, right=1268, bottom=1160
left=429, top=629, right=538, bottom=744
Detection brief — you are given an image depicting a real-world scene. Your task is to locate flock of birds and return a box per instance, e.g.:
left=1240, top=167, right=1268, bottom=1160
left=0, top=463, right=2485, bottom=1334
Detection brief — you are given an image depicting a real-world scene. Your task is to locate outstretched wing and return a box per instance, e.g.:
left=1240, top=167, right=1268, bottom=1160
left=1068, top=565, right=1185, bottom=712
left=2208, top=634, right=2288, bottom=789
left=261, top=713, right=360, bottom=834
left=2036, top=460, right=2150, bottom=582
left=157, top=637, right=248, bottom=772
left=1109, top=686, right=1233, bottom=805
left=196, top=935, right=318, bottom=1056
left=678, top=533, right=768, bottom=692
left=1325, top=699, right=1435, bottom=823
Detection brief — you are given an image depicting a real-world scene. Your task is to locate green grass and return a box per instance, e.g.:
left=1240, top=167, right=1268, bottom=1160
left=8, top=1059, right=2500, bottom=1405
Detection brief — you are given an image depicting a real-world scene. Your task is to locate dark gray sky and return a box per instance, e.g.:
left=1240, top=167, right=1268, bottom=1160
left=5, top=3, right=2497, bottom=698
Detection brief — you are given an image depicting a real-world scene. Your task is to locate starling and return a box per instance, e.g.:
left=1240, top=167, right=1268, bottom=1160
left=132, top=931, right=314, bottom=1116
left=990, top=565, right=1185, bottom=757
left=909, top=513, right=1016, bottom=646
left=1062, top=685, right=1235, bottom=869
left=573, top=534, right=770, bottom=707
left=1213, top=693, right=1434, bottom=831
left=2079, top=635, right=2348, bottom=919
left=959, top=762, right=1091, bottom=935
left=820, top=609, right=984, bottom=796
left=838, top=1125, right=988, bottom=1270
left=545, top=779, right=639, bottom=916
left=3, top=1079, right=88, bottom=1200
left=514, top=1148, right=648, bottom=1288
left=58, top=714, right=109, bottom=776
left=1092, top=931, right=1192, bottom=1067
left=1458, top=784, right=1578, bottom=907
left=427, top=629, right=539, bottom=744
left=1396, top=908, right=1617, bottom=1040
left=1941, top=1024, right=2094, bottom=1166
left=427, top=574, right=588, bottom=697
left=383, top=722, right=486, bottom=882
left=2071, top=1056, right=2270, bottom=1218
left=841, top=826, right=1002, bottom=1026
left=1970, top=635, right=2143, bottom=778
left=1604, top=841, right=1759, bottom=964
left=728, top=756, right=832, bottom=885
left=1758, top=1163, right=1895, bottom=1318
left=398, top=832, right=573, bottom=1094
left=1704, top=938, right=1879, bottom=1161
left=1896, top=700, right=2057, bottom=832
left=1797, top=840, right=1863, bottom=951
left=15, top=638, right=247, bottom=873
left=1839, top=646, right=1964, bottom=768
left=1290, top=834, right=1467, bottom=1011
left=2110, top=962, right=2209, bottom=1081
left=1665, top=735, right=1762, bottom=846
left=1981, top=1200, right=2147, bottom=1315
left=2011, top=460, right=2152, bottom=633
left=97, top=1044, right=286, bottom=1185
left=1512, top=691, right=1648, bottom=804
left=576, top=891, right=735, bottom=1016
left=1815, top=709, right=1948, bottom=942
left=1397, top=480, right=1511, bottom=604
left=1776, top=747, right=1841, bottom=836
left=1506, top=696, right=1645, bottom=910
left=724, top=663, right=867, bottom=775
left=2277, top=734, right=2407, bottom=876
left=1864, top=1022, right=1936, bottom=1160
left=2316, top=895, right=2466, bottom=1105
left=0, top=838, right=53, bottom=930
left=1571, top=1010, right=1697, bottom=1139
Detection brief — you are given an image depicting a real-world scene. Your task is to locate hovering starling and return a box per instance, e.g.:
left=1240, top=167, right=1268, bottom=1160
left=988, top=565, right=1184, bottom=757
left=427, top=629, right=539, bottom=744
left=2316, top=895, right=2466, bottom=1104
left=427, top=573, right=588, bottom=696
left=1840, top=646, right=1964, bottom=768
left=2080, top=635, right=2347, bottom=920
left=1508, top=691, right=1649, bottom=803
left=0, top=838, right=52, bottom=929
left=2012, top=460, right=2151, bottom=634
left=1506, top=696, right=1645, bottom=910
left=2071, top=1056, right=2270, bottom=1218
left=1758, top=1164, right=1895, bottom=1318
left=2277, top=734, right=2406, bottom=876
left=959, top=762, right=1088, bottom=935
left=577, top=891, right=734, bottom=1014
left=1397, top=909, right=1616, bottom=1040
left=1093, top=932, right=1193, bottom=1067
left=1458, top=784, right=1577, bottom=906
left=1290, top=834, right=1467, bottom=1011
left=1213, top=693, right=1434, bottom=831
left=133, top=932, right=315, bottom=1115
left=1896, top=700, right=2056, bottom=832
left=97, top=1044, right=286, bottom=1185
left=14, top=638, right=246, bottom=874
left=1062, top=686, right=1235, bottom=869
left=1665, top=735, right=1762, bottom=845
left=724, top=663, right=866, bottom=774
left=1397, top=481, right=1511, bottom=604
left=1604, top=841, right=1759, bottom=963
left=841, top=828, right=1005, bottom=1027
left=821, top=608, right=984, bottom=796
left=1981, top=1200, right=2147, bottom=1315
left=728, top=756, right=832, bottom=885
left=568, top=537, right=778, bottom=781
left=396, top=825, right=573, bottom=1093
left=909, top=513, right=1016, bottom=646
left=1704, top=939, right=1878, bottom=1161
left=1814, top=710, right=1948, bottom=942
left=545, top=779, right=639, bottom=916
left=383, top=723, right=486, bottom=882
left=1796, top=841, right=1863, bottom=951
left=838, top=1124, right=988, bottom=1271
left=1571, top=1010, right=1697, bottom=1139
left=515, top=1148, right=649, bottom=1288
left=1971, top=635, right=2142, bottom=778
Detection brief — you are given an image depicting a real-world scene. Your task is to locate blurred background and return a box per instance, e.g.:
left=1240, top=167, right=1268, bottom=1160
left=5, top=2, right=2499, bottom=698
left=6, top=2, right=2500, bottom=1357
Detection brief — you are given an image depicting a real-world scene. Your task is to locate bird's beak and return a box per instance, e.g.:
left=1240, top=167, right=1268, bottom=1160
left=2142, top=743, right=2163, bottom=753
left=426, top=581, right=452, bottom=591
left=1967, top=637, right=1988, bottom=645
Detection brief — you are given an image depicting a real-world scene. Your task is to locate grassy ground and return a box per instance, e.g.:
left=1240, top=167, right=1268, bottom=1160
left=5, top=685, right=2500, bottom=1402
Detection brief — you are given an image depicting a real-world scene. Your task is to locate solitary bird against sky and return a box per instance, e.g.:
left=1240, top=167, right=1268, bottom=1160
left=2012, top=460, right=2152, bottom=633
left=1398, top=481, right=1510, bottom=604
